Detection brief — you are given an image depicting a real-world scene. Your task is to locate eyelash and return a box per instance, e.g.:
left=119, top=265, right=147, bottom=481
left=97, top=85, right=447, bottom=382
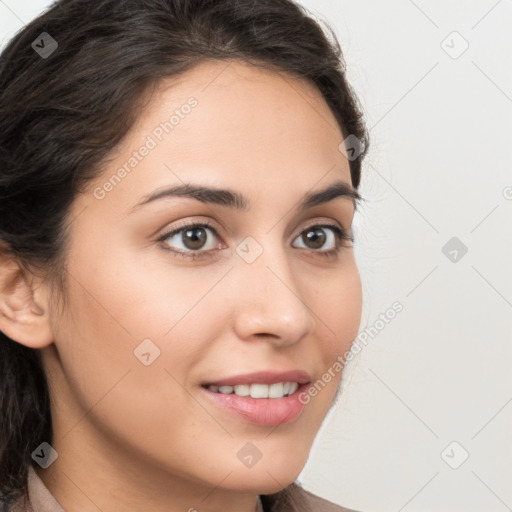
left=156, top=220, right=354, bottom=261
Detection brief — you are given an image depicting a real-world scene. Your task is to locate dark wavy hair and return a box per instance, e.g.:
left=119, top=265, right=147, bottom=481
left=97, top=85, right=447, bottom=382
left=0, top=0, right=368, bottom=509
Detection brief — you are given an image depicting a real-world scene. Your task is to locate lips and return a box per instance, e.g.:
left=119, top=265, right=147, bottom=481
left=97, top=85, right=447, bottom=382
left=199, top=369, right=313, bottom=426
left=200, top=381, right=310, bottom=426
left=202, top=369, right=312, bottom=387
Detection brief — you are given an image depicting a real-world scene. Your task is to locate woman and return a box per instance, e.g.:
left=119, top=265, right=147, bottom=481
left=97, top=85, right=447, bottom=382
left=0, top=0, right=369, bottom=510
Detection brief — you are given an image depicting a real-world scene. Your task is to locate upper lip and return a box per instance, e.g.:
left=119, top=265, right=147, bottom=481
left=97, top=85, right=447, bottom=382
left=203, top=370, right=312, bottom=387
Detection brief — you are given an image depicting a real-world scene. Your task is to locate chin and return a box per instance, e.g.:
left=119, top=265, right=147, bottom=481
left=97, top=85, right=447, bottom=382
left=221, top=456, right=307, bottom=494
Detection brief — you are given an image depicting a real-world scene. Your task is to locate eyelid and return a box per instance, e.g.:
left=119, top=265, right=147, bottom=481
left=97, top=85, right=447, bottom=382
left=156, top=216, right=349, bottom=241
left=156, top=217, right=353, bottom=258
left=298, top=218, right=346, bottom=235
left=156, top=219, right=221, bottom=245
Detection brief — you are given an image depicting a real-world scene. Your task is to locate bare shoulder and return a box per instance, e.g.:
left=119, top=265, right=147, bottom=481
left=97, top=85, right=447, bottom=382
left=298, top=486, right=361, bottom=512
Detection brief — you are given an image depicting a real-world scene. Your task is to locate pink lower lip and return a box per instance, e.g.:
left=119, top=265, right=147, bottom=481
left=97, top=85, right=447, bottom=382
left=200, top=383, right=309, bottom=426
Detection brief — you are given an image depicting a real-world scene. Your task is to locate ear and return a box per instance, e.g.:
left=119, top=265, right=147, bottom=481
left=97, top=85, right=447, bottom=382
left=0, top=246, right=54, bottom=348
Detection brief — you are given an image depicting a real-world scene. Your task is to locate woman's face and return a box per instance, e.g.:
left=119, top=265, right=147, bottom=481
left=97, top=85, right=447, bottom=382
left=37, top=59, right=362, bottom=508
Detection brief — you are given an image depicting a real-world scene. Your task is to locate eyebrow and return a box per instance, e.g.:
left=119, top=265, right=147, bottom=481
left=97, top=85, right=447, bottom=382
left=129, top=180, right=362, bottom=213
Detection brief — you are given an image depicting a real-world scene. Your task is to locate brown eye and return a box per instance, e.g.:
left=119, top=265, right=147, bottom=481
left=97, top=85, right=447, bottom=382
left=179, top=226, right=208, bottom=250
left=157, top=221, right=351, bottom=261
left=159, top=222, right=220, bottom=254
left=293, top=225, right=339, bottom=251
left=302, top=227, right=327, bottom=249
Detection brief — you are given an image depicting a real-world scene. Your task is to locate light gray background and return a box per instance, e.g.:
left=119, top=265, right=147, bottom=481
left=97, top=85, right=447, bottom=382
left=1, top=1, right=511, bottom=511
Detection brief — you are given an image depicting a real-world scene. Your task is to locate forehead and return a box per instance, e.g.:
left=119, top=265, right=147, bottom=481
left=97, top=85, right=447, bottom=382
left=80, top=59, right=352, bottom=215
left=145, top=58, right=331, bottom=119
left=130, top=58, right=345, bottom=162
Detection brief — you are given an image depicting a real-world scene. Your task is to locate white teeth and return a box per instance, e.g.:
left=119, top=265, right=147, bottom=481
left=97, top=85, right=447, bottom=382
left=233, top=384, right=250, bottom=396
left=268, top=382, right=284, bottom=398
left=207, top=381, right=300, bottom=398
left=288, top=382, right=298, bottom=394
left=250, top=383, right=269, bottom=398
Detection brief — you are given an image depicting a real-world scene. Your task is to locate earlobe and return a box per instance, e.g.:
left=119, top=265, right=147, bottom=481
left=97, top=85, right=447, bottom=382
left=0, top=250, right=54, bottom=348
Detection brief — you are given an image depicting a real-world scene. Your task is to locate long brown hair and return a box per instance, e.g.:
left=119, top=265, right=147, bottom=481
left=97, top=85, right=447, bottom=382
left=0, top=0, right=368, bottom=509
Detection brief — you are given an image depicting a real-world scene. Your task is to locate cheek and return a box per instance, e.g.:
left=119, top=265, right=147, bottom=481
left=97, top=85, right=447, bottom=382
left=311, top=263, right=361, bottom=393
left=54, top=240, right=225, bottom=404
left=314, top=261, right=362, bottom=357
left=51, top=260, right=214, bottom=463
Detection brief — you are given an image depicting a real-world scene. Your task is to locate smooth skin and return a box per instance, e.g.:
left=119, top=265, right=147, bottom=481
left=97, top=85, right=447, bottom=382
left=0, top=59, right=362, bottom=512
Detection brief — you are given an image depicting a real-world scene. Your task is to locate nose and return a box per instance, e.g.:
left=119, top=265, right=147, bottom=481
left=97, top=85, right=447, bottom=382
left=231, top=240, right=316, bottom=347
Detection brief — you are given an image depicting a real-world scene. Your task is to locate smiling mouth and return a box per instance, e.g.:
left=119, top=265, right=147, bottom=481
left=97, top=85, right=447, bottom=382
left=202, top=381, right=301, bottom=399
left=199, top=381, right=310, bottom=426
